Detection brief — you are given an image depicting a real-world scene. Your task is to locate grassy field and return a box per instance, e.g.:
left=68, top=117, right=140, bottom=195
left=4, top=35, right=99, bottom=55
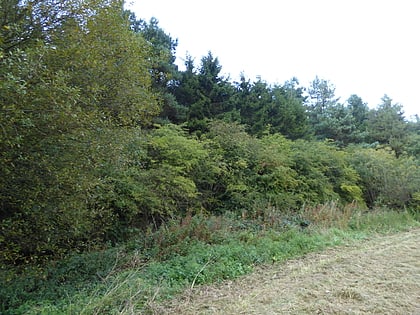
left=1, top=207, right=419, bottom=314
left=156, top=228, right=420, bottom=314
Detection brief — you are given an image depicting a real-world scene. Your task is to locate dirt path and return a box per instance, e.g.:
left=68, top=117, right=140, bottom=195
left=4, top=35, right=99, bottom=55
left=153, top=229, right=420, bottom=314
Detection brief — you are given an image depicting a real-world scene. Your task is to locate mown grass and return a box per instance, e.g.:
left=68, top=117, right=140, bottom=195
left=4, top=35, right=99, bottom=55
left=1, top=206, right=418, bottom=314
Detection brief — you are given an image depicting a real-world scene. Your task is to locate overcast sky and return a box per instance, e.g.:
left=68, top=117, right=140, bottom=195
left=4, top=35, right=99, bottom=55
left=127, top=0, right=420, bottom=118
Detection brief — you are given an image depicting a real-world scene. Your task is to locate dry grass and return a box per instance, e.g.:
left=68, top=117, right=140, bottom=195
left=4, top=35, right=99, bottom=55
left=152, top=228, right=420, bottom=314
left=302, top=201, right=359, bottom=229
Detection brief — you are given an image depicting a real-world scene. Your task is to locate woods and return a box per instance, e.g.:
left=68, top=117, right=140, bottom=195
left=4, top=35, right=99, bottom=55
left=1, top=0, right=420, bottom=266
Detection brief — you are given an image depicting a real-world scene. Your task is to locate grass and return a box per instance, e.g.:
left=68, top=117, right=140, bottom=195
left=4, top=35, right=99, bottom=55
left=162, top=228, right=420, bottom=314
left=1, top=205, right=418, bottom=314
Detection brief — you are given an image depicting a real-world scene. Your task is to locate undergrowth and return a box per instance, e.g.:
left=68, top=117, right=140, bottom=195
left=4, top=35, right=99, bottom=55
left=1, top=206, right=418, bottom=314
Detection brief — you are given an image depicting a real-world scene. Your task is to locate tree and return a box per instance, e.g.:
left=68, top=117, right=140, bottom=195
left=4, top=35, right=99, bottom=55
left=405, top=115, right=420, bottom=158
left=347, top=94, right=369, bottom=128
left=197, top=52, right=235, bottom=118
left=1, top=0, right=55, bottom=53
left=171, top=52, right=234, bottom=132
left=1, top=0, right=116, bottom=54
left=239, top=77, right=273, bottom=135
left=305, top=76, right=341, bottom=138
left=47, top=2, right=159, bottom=126
left=0, top=0, right=160, bottom=263
left=316, top=104, right=361, bottom=145
left=129, top=15, right=186, bottom=123
left=266, top=80, right=309, bottom=139
left=367, top=95, right=407, bottom=156
left=306, top=76, right=340, bottom=115
left=349, top=147, right=420, bottom=208
left=346, top=94, right=369, bottom=143
left=170, top=54, right=203, bottom=126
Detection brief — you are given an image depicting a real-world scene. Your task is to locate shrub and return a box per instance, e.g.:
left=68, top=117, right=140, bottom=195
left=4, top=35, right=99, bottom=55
left=348, top=147, right=420, bottom=208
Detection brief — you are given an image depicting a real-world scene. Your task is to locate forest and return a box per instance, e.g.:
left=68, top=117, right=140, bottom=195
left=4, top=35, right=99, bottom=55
left=1, top=0, right=420, bottom=267
left=1, top=1, right=420, bottom=313
left=0, top=0, right=420, bottom=264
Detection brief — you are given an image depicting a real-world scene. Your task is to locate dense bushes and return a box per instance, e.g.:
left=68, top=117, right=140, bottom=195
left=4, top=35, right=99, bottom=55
left=0, top=1, right=158, bottom=264
left=1, top=1, right=419, bottom=266
left=348, top=147, right=420, bottom=208
left=2, top=118, right=420, bottom=264
left=1, top=115, right=419, bottom=264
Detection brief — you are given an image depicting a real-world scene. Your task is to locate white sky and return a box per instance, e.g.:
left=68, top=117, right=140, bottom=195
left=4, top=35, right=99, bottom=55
left=127, top=0, right=420, bottom=119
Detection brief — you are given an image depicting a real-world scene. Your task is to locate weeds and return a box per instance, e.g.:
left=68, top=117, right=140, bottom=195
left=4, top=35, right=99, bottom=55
left=301, top=200, right=361, bottom=229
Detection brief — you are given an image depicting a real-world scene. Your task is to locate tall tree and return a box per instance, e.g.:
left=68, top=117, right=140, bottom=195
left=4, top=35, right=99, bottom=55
left=129, top=15, right=186, bottom=123
left=306, top=76, right=339, bottom=115
left=347, top=94, right=369, bottom=128
left=47, top=2, right=159, bottom=125
left=171, top=52, right=234, bottom=132
left=240, top=77, right=273, bottom=134
left=0, top=0, right=159, bottom=263
left=305, top=76, right=340, bottom=139
left=315, top=104, right=358, bottom=145
left=197, top=51, right=234, bottom=118
left=346, top=94, right=369, bottom=142
left=170, top=54, right=202, bottom=123
left=367, top=95, right=407, bottom=156
left=267, top=79, right=309, bottom=139
left=1, top=0, right=115, bottom=54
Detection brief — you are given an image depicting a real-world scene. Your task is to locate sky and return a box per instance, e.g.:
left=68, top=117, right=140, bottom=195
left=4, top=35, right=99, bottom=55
left=127, top=0, right=420, bottom=119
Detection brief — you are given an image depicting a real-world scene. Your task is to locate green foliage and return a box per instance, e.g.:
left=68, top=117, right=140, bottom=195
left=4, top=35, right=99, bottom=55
left=346, top=94, right=369, bottom=141
left=130, top=16, right=178, bottom=82
left=202, top=121, right=301, bottom=213
left=170, top=52, right=235, bottom=132
left=304, top=78, right=371, bottom=145
left=0, top=247, right=122, bottom=314
left=314, top=104, right=360, bottom=145
left=410, top=192, right=420, bottom=214
left=291, top=140, right=364, bottom=205
left=1, top=8, right=420, bottom=315
left=229, top=77, right=309, bottom=139
left=0, top=1, right=160, bottom=264
left=200, top=121, right=259, bottom=212
left=404, top=132, right=420, bottom=158
left=48, top=2, right=159, bottom=126
left=305, top=76, right=340, bottom=134
left=366, top=95, right=407, bottom=156
left=1, top=0, right=419, bottom=279
left=85, top=125, right=208, bottom=232
left=348, top=147, right=420, bottom=208
left=140, top=125, right=207, bottom=217
left=0, top=44, right=102, bottom=263
left=129, top=15, right=187, bottom=124
left=349, top=209, right=419, bottom=233
left=268, top=80, right=310, bottom=139
left=250, top=133, right=301, bottom=210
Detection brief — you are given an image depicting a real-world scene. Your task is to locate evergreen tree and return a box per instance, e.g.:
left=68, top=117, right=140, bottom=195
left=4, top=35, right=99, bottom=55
left=268, top=79, right=309, bottom=139
left=171, top=52, right=234, bottom=132
left=129, top=15, right=186, bottom=123
left=305, top=76, right=340, bottom=139
left=367, top=95, right=407, bottom=156
left=346, top=94, right=369, bottom=143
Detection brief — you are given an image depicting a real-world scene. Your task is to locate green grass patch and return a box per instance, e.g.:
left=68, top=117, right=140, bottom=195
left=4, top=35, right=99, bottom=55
left=349, top=208, right=419, bottom=233
left=1, top=208, right=418, bottom=314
